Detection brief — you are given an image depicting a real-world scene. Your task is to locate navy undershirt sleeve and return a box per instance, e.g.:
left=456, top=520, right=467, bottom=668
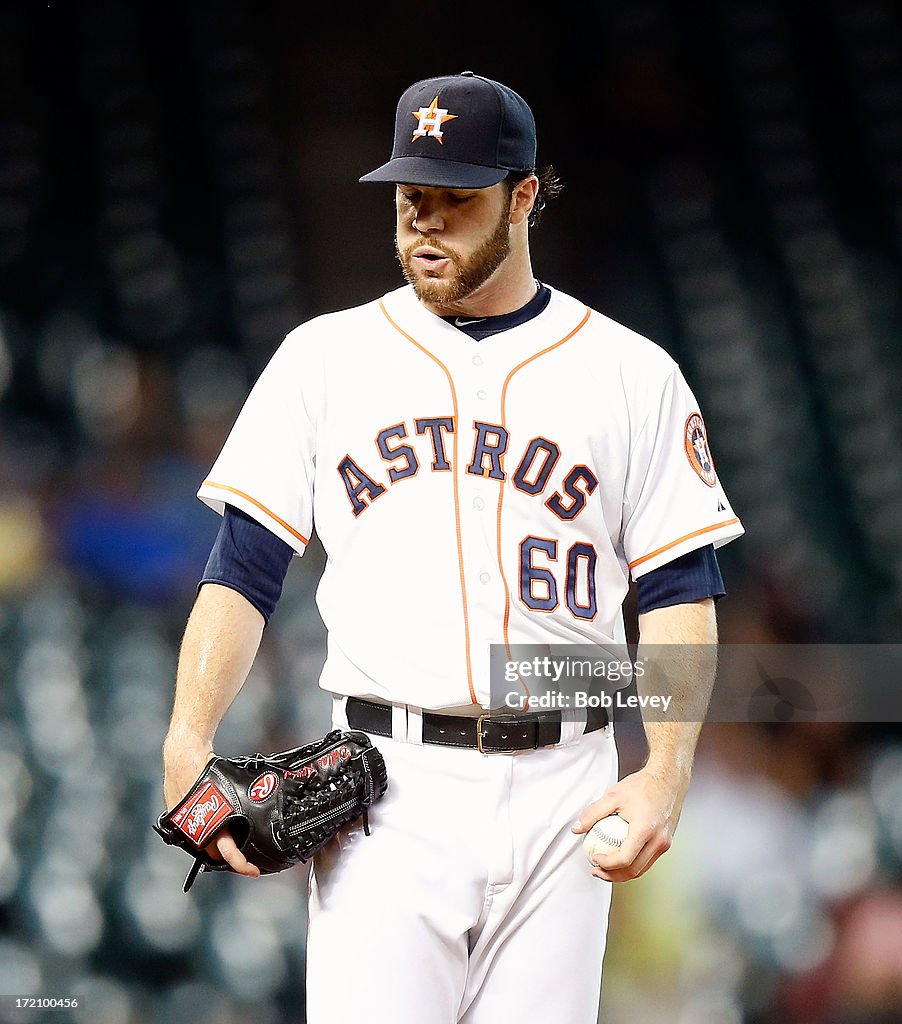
left=635, top=544, right=726, bottom=615
left=199, top=505, right=295, bottom=623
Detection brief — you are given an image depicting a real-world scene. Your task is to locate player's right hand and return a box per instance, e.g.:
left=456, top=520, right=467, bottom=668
left=206, top=829, right=261, bottom=878
left=162, top=735, right=261, bottom=879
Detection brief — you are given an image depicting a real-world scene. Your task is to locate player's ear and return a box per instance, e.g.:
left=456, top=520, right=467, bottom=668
left=509, top=175, right=539, bottom=226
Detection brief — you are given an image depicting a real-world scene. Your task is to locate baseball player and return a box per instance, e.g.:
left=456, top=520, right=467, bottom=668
left=162, top=71, right=743, bottom=1022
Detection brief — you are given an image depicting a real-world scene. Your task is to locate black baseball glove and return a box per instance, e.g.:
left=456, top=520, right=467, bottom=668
left=154, top=730, right=388, bottom=891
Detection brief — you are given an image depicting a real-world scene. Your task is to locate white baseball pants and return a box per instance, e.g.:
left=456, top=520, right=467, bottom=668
left=305, top=707, right=618, bottom=1023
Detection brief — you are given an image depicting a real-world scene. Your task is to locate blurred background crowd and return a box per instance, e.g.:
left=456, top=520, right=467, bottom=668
left=1, top=0, right=901, bottom=1021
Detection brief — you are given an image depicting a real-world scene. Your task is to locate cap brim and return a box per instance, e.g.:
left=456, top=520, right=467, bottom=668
left=359, top=156, right=508, bottom=188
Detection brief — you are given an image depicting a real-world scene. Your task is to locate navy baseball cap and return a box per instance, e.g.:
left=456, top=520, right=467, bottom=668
left=360, top=71, right=537, bottom=188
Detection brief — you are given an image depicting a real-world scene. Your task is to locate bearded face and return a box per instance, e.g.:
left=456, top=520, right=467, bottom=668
left=395, top=184, right=513, bottom=310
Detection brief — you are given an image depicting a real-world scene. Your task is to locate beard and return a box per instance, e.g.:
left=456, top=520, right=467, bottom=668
left=396, top=203, right=511, bottom=309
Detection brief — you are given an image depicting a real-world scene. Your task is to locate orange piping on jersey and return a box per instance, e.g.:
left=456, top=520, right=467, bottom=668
left=202, top=480, right=310, bottom=546
left=496, top=307, right=593, bottom=681
left=627, top=518, right=741, bottom=570
left=378, top=299, right=477, bottom=704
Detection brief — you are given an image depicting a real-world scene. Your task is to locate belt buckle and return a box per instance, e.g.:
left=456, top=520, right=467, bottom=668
left=476, top=714, right=504, bottom=755
left=476, top=713, right=524, bottom=755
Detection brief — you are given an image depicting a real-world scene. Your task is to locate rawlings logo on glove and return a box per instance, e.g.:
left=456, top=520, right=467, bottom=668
left=249, top=772, right=279, bottom=801
left=172, top=782, right=235, bottom=845
left=154, top=730, right=388, bottom=891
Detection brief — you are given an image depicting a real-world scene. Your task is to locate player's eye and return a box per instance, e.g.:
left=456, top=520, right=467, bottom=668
left=399, top=190, right=420, bottom=205
left=448, top=193, right=476, bottom=205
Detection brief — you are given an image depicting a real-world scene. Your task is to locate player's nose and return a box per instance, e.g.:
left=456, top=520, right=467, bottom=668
left=411, top=197, right=444, bottom=233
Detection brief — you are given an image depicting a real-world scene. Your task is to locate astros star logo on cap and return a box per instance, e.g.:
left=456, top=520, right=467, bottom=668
left=411, top=96, right=458, bottom=144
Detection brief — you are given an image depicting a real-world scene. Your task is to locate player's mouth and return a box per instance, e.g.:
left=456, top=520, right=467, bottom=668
left=411, top=246, right=453, bottom=271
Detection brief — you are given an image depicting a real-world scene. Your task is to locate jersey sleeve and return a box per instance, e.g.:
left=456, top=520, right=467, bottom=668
left=622, top=367, right=744, bottom=579
left=197, top=327, right=317, bottom=556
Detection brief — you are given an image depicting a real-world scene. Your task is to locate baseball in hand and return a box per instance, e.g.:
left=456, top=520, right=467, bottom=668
left=582, top=813, right=629, bottom=866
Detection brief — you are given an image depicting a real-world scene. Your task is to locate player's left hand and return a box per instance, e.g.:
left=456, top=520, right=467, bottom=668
left=571, top=762, right=691, bottom=882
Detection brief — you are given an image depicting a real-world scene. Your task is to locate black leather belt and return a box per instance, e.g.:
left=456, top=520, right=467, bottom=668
left=346, top=697, right=609, bottom=753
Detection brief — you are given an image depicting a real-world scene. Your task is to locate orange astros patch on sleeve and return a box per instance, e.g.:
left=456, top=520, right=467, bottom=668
left=684, top=412, right=717, bottom=486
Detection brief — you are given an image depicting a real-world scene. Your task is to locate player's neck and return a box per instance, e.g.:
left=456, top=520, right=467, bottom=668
left=420, top=249, right=538, bottom=320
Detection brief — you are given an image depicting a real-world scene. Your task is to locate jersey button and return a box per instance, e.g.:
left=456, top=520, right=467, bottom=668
left=472, top=354, right=483, bottom=366
left=476, top=389, right=487, bottom=400
left=479, top=572, right=491, bottom=584
left=473, top=497, right=485, bottom=511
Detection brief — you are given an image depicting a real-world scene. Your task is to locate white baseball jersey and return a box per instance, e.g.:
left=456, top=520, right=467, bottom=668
left=198, top=284, right=743, bottom=709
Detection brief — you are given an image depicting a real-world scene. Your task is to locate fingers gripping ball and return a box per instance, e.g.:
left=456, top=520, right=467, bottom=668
left=582, top=813, right=629, bottom=867
left=154, top=730, right=388, bottom=891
